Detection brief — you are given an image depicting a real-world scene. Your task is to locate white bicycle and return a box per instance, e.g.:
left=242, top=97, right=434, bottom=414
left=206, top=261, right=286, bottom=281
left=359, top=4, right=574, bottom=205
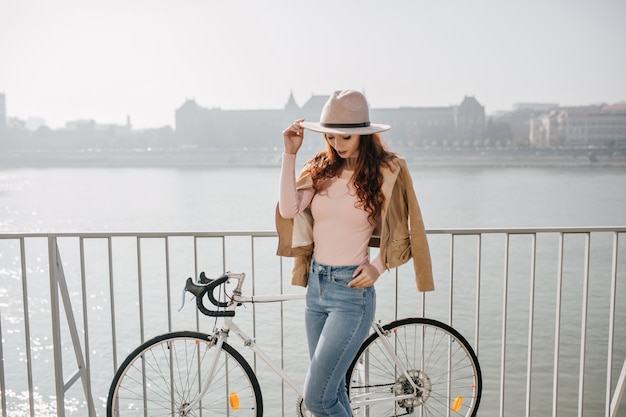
left=107, top=271, right=482, bottom=416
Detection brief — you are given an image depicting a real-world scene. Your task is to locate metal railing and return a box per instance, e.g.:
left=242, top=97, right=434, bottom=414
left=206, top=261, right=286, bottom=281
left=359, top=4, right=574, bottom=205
left=0, top=228, right=624, bottom=417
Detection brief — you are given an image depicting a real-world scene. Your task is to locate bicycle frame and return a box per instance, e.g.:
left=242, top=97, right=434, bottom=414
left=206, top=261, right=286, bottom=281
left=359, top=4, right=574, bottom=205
left=182, top=273, right=421, bottom=414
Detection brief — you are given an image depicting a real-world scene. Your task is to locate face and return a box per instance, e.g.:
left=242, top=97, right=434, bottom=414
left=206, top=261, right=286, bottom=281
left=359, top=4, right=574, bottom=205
left=325, top=133, right=361, bottom=159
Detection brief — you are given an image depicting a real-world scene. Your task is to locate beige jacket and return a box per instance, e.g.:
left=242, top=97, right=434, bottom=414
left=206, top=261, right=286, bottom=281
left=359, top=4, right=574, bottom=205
left=276, top=157, right=434, bottom=292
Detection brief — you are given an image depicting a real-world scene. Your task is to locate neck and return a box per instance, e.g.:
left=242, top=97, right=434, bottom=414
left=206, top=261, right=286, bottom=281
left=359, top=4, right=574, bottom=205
left=344, top=158, right=358, bottom=170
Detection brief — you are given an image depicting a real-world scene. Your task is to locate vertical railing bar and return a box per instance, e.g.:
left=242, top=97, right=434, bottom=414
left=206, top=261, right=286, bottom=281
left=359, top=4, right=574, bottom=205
left=0, top=280, right=5, bottom=417
left=553, top=232, right=565, bottom=417
left=0, top=247, right=5, bottom=417
left=107, top=236, right=118, bottom=372
left=165, top=237, right=172, bottom=333
left=577, top=233, right=591, bottom=417
left=79, top=237, right=95, bottom=416
left=447, top=233, right=455, bottom=415
left=272, top=236, right=286, bottom=417
left=278, top=236, right=291, bottom=417
left=525, top=233, right=537, bottom=417
left=420, top=279, right=426, bottom=318
left=606, top=231, right=619, bottom=417
left=19, top=238, right=35, bottom=417
left=194, top=236, right=200, bottom=332
left=475, top=233, right=482, bottom=354
left=137, top=237, right=145, bottom=344
left=499, top=233, right=510, bottom=417
left=48, top=236, right=65, bottom=417
left=192, top=235, right=201, bottom=416
left=279, top=241, right=288, bottom=411
left=136, top=236, right=149, bottom=414
left=221, top=235, right=227, bottom=272
left=278, top=242, right=286, bottom=417
left=395, top=265, right=399, bottom=321
left=449, top=234, right=454, bottom=326
left=395, top=265, right=402, bottom=320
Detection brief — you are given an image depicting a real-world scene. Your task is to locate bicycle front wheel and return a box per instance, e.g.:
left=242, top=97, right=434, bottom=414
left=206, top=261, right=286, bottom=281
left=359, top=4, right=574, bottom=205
left=347, top=318, right=481, bottom=417
left=107, top=331, right=262, bottom=416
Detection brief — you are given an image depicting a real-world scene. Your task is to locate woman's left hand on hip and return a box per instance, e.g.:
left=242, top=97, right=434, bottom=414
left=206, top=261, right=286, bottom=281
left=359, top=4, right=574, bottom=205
left=348, top=264, right=380, bottom=288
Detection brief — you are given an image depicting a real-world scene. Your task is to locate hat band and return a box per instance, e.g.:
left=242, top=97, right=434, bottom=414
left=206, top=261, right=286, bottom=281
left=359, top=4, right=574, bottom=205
left=320, top=121, right=370, bottom=128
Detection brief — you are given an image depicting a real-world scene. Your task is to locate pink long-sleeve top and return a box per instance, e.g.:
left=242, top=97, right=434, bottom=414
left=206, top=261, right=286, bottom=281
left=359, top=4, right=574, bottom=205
left=279, top=153, right=383, bottom=273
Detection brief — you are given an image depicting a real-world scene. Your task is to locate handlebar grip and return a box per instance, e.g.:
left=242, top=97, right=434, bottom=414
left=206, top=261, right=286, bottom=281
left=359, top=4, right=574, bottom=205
left=184, top=275, right=235, bottom=317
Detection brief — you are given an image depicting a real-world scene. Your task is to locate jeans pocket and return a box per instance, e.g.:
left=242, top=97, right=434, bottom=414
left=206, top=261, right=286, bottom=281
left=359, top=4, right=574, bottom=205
left=330, top=272, right=356, bottom=288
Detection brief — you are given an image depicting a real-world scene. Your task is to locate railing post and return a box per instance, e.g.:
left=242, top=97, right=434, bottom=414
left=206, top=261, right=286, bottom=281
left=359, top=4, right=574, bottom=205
left=0, top=303, right=6, bottom=417
left=48, top=237, right=97, bottom=416
left=610, top=358, right=626, bottom=417
left=48, top=237, right=66, bottom=417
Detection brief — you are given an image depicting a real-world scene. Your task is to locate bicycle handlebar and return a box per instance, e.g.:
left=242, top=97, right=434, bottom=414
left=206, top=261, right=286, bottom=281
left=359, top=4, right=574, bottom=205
left=184, top=274, right=236, bottom=317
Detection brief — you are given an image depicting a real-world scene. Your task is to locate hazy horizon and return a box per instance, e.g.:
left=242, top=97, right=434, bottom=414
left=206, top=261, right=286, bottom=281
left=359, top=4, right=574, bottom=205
left=1, top=0, right=625, bottom=129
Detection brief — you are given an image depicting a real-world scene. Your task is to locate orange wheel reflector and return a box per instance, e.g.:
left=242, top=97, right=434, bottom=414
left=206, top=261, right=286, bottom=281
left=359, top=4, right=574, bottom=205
left=229, top=391, right=240, bottom=411
left=452, top=395, right=463, bottom=412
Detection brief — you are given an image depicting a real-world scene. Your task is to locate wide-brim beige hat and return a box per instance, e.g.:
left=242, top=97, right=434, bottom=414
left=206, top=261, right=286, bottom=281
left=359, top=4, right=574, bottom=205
left=300, top=90, right=391, bottom=135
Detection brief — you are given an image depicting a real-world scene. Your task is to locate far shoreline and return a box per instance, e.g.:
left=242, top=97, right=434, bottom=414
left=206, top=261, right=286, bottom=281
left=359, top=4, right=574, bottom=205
left=1, top=147, right=626, bottom=169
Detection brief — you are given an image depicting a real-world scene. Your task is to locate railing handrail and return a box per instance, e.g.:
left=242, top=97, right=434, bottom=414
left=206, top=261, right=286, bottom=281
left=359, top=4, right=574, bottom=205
left=1, top=225, right=625, bottom=239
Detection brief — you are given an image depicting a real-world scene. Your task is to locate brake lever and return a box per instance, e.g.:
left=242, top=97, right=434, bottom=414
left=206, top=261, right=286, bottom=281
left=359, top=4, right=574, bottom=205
left=178, top=276, right=199, bottom=312
left=178, top=283, right=191, bottom=312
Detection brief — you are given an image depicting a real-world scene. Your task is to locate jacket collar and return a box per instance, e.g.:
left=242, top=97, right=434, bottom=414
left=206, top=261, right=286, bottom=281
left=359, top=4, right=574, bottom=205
left=380, top=158, right=402, bottom=212
left=295, top=171, right=313, bottom=190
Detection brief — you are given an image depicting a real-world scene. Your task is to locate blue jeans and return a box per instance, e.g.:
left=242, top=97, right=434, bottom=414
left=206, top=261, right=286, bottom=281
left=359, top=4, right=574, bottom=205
left=303, top=258, right=376, bottom=417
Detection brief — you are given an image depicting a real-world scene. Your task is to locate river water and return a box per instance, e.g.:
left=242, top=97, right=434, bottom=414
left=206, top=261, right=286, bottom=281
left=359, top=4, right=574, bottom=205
left=2, top=165, right=626, bottom=233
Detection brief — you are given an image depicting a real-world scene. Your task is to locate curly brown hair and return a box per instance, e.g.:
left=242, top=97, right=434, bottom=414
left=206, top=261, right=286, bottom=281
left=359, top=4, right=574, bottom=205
left=303, top=133, right=396, bottom=224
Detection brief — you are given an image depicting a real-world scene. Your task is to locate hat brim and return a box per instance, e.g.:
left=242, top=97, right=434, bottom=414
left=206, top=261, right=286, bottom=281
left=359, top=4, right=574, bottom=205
left=300, top=121, right=390, bottom=135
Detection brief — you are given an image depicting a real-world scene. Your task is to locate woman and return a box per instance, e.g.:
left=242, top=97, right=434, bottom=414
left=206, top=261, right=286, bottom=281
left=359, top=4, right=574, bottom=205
left=276, top=90, right=434, bottom=417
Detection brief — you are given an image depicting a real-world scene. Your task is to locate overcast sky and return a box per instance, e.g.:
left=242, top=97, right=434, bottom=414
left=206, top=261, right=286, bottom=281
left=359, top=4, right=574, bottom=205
left=1, top=0, right=625, bottom=129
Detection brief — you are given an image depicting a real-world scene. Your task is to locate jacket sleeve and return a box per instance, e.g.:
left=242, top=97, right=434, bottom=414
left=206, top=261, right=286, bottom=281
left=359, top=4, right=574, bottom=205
left=401, top=163, right=435, bottom=292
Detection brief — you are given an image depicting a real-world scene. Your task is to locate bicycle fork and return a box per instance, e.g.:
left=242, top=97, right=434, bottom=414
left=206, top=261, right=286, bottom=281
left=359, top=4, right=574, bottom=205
left=180, top=330, right=226, bottom=415
left=180, top=320, right=305, bottom=415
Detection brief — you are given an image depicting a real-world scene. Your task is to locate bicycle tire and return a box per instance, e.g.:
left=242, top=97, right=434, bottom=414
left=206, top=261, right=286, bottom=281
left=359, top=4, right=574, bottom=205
left=107, top=331, right=263, bottom=416
left=346, top=317, right=482, bottom=417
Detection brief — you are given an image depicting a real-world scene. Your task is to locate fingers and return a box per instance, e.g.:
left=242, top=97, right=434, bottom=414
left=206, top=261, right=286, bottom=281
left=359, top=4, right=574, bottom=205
left=348, top=264, right=380, bottom=288
left=283, top=119, right=305, bottom=154
left=284, top=119, right=305, bottom=137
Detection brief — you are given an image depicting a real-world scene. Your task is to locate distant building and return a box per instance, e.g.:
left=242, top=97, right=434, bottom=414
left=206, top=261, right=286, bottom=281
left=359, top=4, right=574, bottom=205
left=489, top=107, right=551, bottom=147
left=513, top=102, right=559, bottom=112
left=64, top=118, right=131, bottom=136
left=175, top=93, right=486, bottom=149
left=530, top=104, right=626, bottom=147
left=25, top=117, right=47, bottom=131
left=455, top=96, right=486, bottom=145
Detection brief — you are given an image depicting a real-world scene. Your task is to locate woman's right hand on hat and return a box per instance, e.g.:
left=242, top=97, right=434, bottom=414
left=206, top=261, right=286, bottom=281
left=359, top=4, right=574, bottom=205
left=283, top=119, right=305, bottom=154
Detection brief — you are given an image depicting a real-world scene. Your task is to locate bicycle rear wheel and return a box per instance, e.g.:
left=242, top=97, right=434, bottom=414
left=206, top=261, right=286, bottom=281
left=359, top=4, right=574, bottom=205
left=107, top=331, right=262, bottom=416
left=347, top=318, right=481, bottom=417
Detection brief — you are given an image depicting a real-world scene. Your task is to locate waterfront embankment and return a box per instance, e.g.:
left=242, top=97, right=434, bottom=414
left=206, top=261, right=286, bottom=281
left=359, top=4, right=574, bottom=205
left=1, top=147, right=626, bottom=168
